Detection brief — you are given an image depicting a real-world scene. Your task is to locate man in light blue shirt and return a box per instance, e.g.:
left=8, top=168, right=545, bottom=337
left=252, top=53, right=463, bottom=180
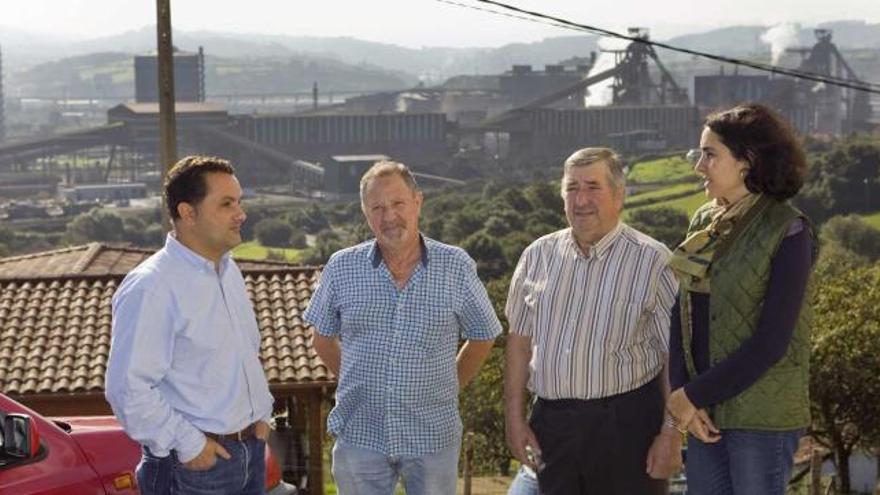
left=105, top=155, right=274, bottom=495
left=305, top=160, right=501, bottom=495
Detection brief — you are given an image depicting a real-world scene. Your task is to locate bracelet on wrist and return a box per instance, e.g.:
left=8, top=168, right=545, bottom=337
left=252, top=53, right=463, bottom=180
left=664, top=415, right=688, bottom=435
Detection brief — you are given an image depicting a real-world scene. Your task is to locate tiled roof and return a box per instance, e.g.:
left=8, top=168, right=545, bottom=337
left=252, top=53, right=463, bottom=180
left=0, top=246, right=333, bottom=397
left=0, top=242, right=301, bottom=280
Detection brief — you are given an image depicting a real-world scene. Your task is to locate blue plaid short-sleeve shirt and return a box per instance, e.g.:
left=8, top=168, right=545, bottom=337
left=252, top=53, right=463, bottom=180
left=303, top=235, right=501, bottom=456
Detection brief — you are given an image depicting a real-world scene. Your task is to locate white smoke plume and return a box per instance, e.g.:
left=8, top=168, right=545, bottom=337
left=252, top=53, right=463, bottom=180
left=760, top=23, right=800, bottom=64
left=584, top=36, right=632, bottom=107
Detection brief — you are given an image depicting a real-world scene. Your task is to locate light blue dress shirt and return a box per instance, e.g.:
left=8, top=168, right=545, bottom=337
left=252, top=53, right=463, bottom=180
left=304, top=236, right=502, bottom=457
left=105, top=234, right=273, bottom=462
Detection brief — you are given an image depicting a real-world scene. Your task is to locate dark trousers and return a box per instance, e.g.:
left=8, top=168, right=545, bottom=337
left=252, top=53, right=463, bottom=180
left=530, top=377, right=668, bottom=495
left=136, top=437, right=266, bottom=495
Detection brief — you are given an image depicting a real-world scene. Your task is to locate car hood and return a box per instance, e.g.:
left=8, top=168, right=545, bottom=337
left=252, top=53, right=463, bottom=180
left=51, top=415, right=141, bottom=487
left=54, top=415, right=128, bottom=433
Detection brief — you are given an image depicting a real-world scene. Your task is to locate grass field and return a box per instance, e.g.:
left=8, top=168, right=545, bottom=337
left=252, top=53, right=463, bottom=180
left=626, top=183, right=702, bottom=206
left=625, top=190, right=708, bottom=221
left=627, top=156, right=695, bottom=184
left=232, top=241, right=304, bottom=262
left=861, top=210, right=880, bottom=230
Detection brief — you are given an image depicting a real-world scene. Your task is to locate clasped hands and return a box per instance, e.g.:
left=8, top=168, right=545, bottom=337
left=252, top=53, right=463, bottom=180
left=665, top=388, right=721, bottom=443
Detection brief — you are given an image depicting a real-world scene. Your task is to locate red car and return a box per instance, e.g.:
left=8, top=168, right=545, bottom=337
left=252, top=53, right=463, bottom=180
left=0, top=393, right=296, bottom=495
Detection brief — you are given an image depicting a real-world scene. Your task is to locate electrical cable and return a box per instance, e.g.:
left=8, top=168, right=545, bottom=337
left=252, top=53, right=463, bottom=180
left=433, top=0, right=880, bottom=95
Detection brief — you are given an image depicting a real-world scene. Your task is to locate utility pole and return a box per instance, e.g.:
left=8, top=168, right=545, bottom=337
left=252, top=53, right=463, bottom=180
left=0, top=44, right=5, bottom=143
left=157, top=0, right=177, bottom=230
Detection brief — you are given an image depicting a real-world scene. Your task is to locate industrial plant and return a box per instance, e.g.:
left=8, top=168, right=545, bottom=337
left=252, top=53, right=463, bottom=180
left=0, top=27, right=876, bottom=217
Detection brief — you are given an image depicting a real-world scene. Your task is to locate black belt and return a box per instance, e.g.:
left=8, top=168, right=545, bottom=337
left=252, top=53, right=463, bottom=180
left=204, top=422, right=258, bottom=442
left=537, top=376, right=660, bottom=409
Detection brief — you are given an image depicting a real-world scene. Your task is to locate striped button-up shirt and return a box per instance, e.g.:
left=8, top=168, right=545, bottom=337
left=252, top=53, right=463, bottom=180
left=304, top=236, right=501, bottom=456
left=505, top=223, right=678, bottom=400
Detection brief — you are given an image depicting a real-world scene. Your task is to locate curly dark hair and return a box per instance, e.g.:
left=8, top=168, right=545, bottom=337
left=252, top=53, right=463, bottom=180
left=704, top=103, right=806, bottom=200
left=163, top=155, right=236, bottom=220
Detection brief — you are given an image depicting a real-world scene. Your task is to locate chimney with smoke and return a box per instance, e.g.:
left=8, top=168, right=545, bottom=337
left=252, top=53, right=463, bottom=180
left=760, top=23, right=800, bottom=65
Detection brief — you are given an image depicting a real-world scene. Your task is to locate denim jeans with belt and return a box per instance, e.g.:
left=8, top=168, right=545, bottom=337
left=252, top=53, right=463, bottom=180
left=136, top=436, right=266, bottom=495
left=685, top=428, right=802, bottom=495
left=331, top=437, right=461, bottom=495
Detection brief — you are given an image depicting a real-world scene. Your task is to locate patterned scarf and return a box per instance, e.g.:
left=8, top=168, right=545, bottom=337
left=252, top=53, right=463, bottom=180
left=669, top=194, right=761, bottom=293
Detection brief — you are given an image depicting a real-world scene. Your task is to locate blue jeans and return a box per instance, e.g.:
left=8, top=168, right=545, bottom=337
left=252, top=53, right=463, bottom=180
left=686, top=429, right=802, bottom=495
left=137, top=437, right=266, bottom=495
left=137, top=447, right=174, bottom=495
left=331, top=438, right=460, bottom=495
left=507, top=465, right=538, bottom=495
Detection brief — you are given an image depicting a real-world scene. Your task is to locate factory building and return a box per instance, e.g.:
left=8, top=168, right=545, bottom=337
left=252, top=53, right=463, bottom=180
left=694, top=30, right=871, bottom=135
left=134, top=48, right=205, bottom=103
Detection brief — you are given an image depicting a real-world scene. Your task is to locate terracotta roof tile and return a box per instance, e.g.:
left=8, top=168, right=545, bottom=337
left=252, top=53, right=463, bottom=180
left=0, top=247, right=333, bottom=397
left=0, top=242, right=303, bottom=280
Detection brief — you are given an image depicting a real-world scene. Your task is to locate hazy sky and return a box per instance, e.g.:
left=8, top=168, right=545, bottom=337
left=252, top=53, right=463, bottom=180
left=4, top=0, right=880, bottom=47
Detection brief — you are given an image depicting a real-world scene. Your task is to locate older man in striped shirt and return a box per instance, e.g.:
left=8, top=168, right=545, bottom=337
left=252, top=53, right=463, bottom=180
left=504, top=147, right=682, bottom=494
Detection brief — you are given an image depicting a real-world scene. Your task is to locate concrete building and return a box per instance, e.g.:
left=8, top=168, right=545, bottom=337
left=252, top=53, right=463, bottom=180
left=60, top=183, right=147, bottom=203
left=499, top=64, right=592, bottom=109
left=134, top=48, right=205, bottom=103
left=323, top=154, right=389, bottom=198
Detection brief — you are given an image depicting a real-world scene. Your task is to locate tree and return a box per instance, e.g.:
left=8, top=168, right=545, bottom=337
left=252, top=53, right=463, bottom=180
left=810, top=263, right=880, bottom=494
left=524, top=179, right=563, bottom=213
left=496, top=188, right=533, bottom=214
left=484, top=216, right=512, bottom=237
left=66, top=208, right=125, bottom=244
left=481, top=179, right=504, bottom=200
left=459, top=278, right=512, bottom=476
left=461, top=231, right=509, bottom=280
left=627, top=207, right=690, bottom=249
left=292, top=204, right=330, bottom=234
left=820, top=215, right=880, bottom=262
left=821, top=141, right=880, bottom=215
left=0, top=226, right=15, bottom=257
left=814, top=241, right=870, bottom=281
left=302, top=229, right=346, bottom=265
left=522, top=209, right=566, bottom=239
left=442, top=211, right=484, bottom=244
left=141, top=224, right=165, bottom=248
left=459, top=344, right=509, bottom=475
left=289, top=229, right=308, bottom=249
left=118, top=216, right=163, bottom=248
left=254, top=218, right=294, bottom=248
left=499, top=231, right=535, bottom=269
left=797, top=138, right=880, bottom=221
left=421, top=216, right=446, bottom=241
left=239, top=206, right=270, bottom=242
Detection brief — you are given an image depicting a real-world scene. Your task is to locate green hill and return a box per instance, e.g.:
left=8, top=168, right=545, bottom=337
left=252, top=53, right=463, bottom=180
left=627, top=156, right=695, bottom=184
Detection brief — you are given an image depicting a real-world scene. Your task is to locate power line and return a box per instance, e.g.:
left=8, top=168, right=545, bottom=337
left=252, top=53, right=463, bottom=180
left=432, top=0, right=577, bottom=32
left=434, top=0, right=880, bottom=95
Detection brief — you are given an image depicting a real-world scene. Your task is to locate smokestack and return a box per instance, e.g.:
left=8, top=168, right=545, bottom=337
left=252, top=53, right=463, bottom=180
left=198, top=46, right=205, bottom=102
left=312, top=82, right=319, bottom=111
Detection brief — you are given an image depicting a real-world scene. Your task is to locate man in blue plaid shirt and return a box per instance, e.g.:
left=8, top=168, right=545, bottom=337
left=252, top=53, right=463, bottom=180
left=304, top=160, right=501, bottom=495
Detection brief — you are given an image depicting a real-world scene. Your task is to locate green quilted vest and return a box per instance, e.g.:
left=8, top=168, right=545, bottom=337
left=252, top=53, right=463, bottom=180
left=679, top=196, right=812, bottom=430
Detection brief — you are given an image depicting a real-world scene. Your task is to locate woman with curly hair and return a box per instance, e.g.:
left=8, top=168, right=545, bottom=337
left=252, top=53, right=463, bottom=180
left=665, top=103, right=816, bottom=495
